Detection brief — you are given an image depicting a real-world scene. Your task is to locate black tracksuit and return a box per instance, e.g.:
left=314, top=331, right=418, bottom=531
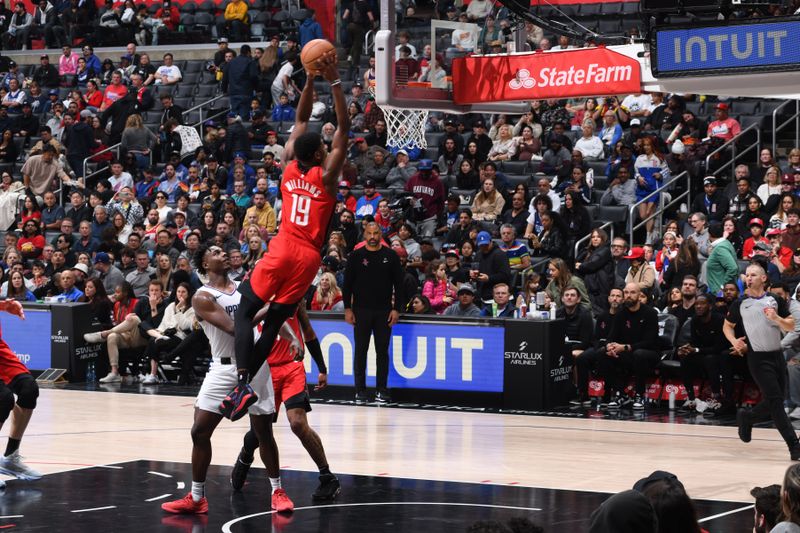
left=679, top=311, right=731, bottom=401
left=343, top=245, right=405, bottom=392
left=597, top=304, right=660, bottom=396
left=576, top=310, right=617, bottom=398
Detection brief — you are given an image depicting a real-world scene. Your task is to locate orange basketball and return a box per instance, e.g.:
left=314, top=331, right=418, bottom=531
left=301, top=39, right=336, bottom=72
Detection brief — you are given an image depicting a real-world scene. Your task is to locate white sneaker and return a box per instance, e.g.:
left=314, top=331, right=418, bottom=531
left=789, top=407, right=800, bottom=420
left=695, top=399, right=709, bottom=413
left=0, top=451, right=42, bottom=480
left=99, top=372, right=121, bottom=383
left=142, top=374, right=158, bottom=385
left=83, top=332, right=105, bottom=343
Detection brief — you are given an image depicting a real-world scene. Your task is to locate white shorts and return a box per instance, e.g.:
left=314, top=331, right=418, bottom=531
left=195, top=360, right=275, bottom=416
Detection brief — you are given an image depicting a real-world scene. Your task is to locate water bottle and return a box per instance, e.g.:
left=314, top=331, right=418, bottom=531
left=519, top=298, right=527, bottom=318
left=549, top=301, right=557, bottom=320
left=668, top=389, right=676, bottom=410
left=86, top=361, right=96, bottom=383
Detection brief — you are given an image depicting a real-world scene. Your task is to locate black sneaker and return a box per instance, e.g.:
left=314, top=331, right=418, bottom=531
left=705, top=402, right=736, bottom=419
left=354, top=391, right=368, bottom=404
left=791, top=442, right=800, bottom=461
left=737, top=408, right=753, bottom=443
left=632, top=395, right=645, bottom=410
left=230, top=449, right=253, bottom=491
left=312, top=473, right=341, bottom=501
left=375, top=389, right=391, bottom=404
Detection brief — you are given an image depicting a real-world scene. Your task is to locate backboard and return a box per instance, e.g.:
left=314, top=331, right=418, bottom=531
left=374, top=0, right=529, bottom=115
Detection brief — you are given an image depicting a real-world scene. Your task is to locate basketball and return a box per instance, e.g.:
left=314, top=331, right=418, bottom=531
left=300, top=39, right=336, bottom=72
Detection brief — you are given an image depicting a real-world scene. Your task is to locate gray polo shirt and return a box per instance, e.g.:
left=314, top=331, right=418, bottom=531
left=726, top=291, right=791, bottom=352
left=125, top=266, right=156, bottom=298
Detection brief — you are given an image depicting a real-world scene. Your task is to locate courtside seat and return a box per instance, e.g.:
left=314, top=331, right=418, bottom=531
left=501, top=160, right=529, bottom=174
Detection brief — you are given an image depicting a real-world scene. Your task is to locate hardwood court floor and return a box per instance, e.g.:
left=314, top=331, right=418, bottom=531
left=11, top=388, right=790, bottom=507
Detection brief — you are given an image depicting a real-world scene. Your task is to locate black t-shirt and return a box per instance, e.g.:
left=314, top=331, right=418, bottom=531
left=726, top=292, right=790, bottom=352
left=689, top=312, right=728, bottom=352
left=132, top=63, right=156, bottom=81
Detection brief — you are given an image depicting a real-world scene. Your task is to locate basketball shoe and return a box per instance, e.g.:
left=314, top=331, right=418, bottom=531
left=0, top=451, right=42, bottom=480
left=161, top=493, right=209, bottom=514
left=271, top=488, right=294, bottom=512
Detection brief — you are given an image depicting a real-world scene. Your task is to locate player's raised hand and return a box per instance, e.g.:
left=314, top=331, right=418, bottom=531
left=318, top=51, right=339, bottom=83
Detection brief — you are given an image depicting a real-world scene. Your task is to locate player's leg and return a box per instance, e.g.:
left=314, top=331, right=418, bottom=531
left=286, top=406, right=341, bottom=501
left=230, top=425, right=260, bottom=491
left=250, top=414, right=294, bottom=512
left=0, top=380, right=17, bottom=488
left=0, top=374, right=41, bottom=480
left=250, top=303, right=299, bottom=376
left=162, top=408, right=222, bottom=514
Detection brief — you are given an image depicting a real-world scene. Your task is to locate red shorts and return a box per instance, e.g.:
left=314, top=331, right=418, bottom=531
left=248, top=240, right=321, bottom=305
left=0, top=340, right=29, bottom=384
left=271, top=363, right=309, bottom=412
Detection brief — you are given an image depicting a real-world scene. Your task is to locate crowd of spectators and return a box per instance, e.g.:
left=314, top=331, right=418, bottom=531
left=0, top=1, right=798, bottom=408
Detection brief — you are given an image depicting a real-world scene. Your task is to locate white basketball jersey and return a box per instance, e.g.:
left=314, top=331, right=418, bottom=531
left=195, top=282, right=240, bottom=362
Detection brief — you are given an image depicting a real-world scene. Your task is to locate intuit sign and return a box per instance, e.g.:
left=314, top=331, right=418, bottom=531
left=653, top=17, right=800, bottom=77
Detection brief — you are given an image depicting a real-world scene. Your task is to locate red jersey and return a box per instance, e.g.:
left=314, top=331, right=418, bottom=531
left=254, top=312, right=304, bottom=366
left=278, top=161, right=336, bottom=250
left=0, top=320, right=31, bottom=383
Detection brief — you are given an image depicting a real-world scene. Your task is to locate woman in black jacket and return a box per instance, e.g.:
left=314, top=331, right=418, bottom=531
left=576, top=227, right=615, bottom=315
left=530, top=211, right=565, bottom=260
left=662, top=238, right=701, bottom=289
left=561, top=190, right=592, bottom=258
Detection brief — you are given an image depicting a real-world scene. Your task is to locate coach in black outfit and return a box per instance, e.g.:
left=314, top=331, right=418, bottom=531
left=343, top=221, right=405, bottom=405
left=724, top=263, right=800, bottom=459
left=574, top=287, right=623, bottom=406
left=596, top=282, right=660, bottom=410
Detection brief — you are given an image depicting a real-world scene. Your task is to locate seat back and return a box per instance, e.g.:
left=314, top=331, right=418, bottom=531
left=657, top=313, right=679, bottom=352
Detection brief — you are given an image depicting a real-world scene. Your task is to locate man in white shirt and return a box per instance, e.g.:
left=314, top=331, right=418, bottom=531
left=2, top=78, right=25, bottom=113
left=394, top=30, right=417, bottom=59
left=154, top=53, right=182, bottom=85
left=466, top=0, right=491, bottom=21
left=270, top=56, right=298, bottom=108
left=449, top=25, right=475, bottom=53
left=108, top=160, right=134, bottom=192
left=573, top=122, right=605, bottom=161
left=531, top=177, right=561, bottom=213
left=620, top=93, right=652, bottom=119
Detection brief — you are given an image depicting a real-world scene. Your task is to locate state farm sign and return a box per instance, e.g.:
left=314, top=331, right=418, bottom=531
left=452, top=46, right=641, bottom=104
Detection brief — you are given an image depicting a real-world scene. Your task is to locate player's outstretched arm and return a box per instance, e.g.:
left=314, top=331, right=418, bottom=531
left=322, top=59, right=350, bottom=196
left=0, top=300, right=24, bottom=320
left=283, top=70, right=318, bottom=163
left=193, top=292, right=234, bottom=335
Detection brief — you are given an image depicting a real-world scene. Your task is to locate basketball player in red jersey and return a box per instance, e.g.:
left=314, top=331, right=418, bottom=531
left=0, top=300, right=43, bottom=486
left=230, top=51, right=349, bottom=411
left=231, top=305, right=339, bottom=504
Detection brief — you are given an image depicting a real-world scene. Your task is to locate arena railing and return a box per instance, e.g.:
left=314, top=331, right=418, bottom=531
left=772, top=99, right=800, bottom=156
left=704, top=122, right=761, bottom=180
left=626, top=170, right=690, bottom=245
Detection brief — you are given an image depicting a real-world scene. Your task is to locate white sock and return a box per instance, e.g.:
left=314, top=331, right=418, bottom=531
left=269, top=477, right=281, bottom=494
left=191, top=481, right=205, bottom=502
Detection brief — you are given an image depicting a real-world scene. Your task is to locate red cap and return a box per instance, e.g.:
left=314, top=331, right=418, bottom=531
left=766, top=228, right=782, bottom=237
left=749, top=218, right=765, bottom=227
left=354, top=137, right=366, bottom=143
left=338, top=180, right=350, bottom=188
left=623, top=247, right=645, bottom=260
left=715, top=103, right=729, bottom=111
left=266, top=130, right=277, bottom=136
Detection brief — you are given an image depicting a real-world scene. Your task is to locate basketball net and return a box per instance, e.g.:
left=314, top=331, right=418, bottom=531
left=368, top=80, right=428, bottom=150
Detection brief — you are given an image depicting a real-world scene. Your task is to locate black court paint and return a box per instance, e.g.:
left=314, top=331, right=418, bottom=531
left=0, top=460, right=753, bottom=532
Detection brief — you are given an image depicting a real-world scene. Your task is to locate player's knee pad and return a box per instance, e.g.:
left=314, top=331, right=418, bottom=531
left=15, top=378, right=38, bottom=410
left=0, top=388, right=14, bottom=423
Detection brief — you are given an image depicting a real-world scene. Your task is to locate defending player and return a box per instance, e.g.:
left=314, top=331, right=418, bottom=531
left=0, top=300, right=42, bottom=486
left=161, top=244, right=300, bottom=514
left=230, top=305, right=340, bottom=503
left=228, top=50, right=349, bottom=416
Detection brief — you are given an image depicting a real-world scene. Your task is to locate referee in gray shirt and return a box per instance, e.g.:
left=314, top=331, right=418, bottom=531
left=724, top=263, right=799, bottom=459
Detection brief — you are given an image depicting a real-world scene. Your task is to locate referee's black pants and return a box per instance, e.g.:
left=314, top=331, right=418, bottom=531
left=748, top=350, right=798, bottom=447
left=353, top=307, right=392, bottom=392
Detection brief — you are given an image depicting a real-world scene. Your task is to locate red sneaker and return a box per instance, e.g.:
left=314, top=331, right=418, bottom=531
left=161, top=493, right=209, bottom=514
left=271, top=488, right=294, bottom=513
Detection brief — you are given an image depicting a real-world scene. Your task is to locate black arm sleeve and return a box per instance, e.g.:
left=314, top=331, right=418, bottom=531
left=305, top=337, right=327, bottom=374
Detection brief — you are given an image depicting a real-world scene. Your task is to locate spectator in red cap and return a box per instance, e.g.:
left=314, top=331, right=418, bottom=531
left=707, top=102, right=741, bottom=142
left=767, top=227, right=793, bottom=270
left=624, top=246, right=655, bottom=294
left=744, top=218, right=769, bottom=259
left=354, top=179, right=382, bottom=220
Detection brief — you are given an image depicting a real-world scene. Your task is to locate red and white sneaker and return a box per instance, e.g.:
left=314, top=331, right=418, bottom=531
left=161, top=493, right=209, bottom=514
left=271, top=488, right=294, bottom=513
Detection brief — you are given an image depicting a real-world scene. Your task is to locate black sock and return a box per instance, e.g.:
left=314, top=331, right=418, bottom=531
left=5, top=438, right=20, bottom=457
left=242, top=429, right=258, bottom=462
left=319, top=465, right=330, bottom=477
